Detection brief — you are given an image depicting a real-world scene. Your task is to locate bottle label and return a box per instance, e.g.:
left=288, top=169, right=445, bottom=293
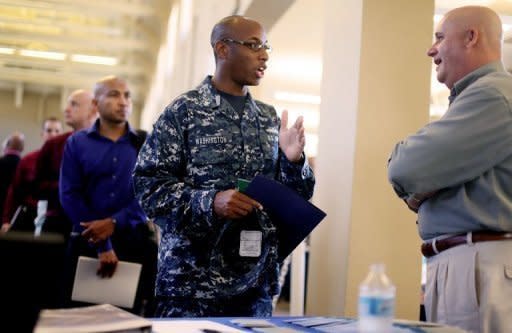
left=359, top=296, right=394, bottom=317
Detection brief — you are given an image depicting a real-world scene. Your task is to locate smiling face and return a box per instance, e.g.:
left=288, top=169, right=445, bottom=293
left=427, top=16, right=469, bottom=89
left=426, top=6, right=504, bottom=90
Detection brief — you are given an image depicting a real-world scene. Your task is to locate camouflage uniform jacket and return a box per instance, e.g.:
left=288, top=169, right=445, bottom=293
left=133, top=76, right=315, bottom=299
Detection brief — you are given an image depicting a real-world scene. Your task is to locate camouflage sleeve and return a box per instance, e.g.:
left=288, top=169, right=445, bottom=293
left=277, top=150, right=315, bottom=200
left=132, top=103, right=217, bottom=233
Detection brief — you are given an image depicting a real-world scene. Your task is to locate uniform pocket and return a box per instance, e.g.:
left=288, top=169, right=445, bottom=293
left=188, top=133, right=237, bottom=187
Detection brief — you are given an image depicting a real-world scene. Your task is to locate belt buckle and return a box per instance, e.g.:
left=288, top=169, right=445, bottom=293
left=431, top=238, right=440, bottom=255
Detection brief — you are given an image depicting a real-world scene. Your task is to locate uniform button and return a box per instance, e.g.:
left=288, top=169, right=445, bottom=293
left=112, top=175, right=116, bottom=180
left=113, top=157, right=118, bottom=163
left=110, top=192, right=115, bottom=198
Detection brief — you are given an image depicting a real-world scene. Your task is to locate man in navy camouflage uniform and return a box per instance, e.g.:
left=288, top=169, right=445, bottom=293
left=133, top=15, right=315, bottom=317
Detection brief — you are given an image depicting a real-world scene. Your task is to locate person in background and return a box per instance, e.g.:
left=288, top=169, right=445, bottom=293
left=388, top=6, right=512, bottom=333
left=0, top=132, right=24, bottom=220
left=34, top=89, right=96, bottom=237
left=133, top=15, right=315, bottom=317
left=60, top=76, right=155, bottom=316
left=1, top=117, right=62, bottom=233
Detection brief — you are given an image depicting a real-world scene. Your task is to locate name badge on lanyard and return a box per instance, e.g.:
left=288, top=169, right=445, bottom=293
left=239, top=230, right=262, bottom=257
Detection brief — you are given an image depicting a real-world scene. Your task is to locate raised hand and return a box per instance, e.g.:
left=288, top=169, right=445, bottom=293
left=279, top=110, right=305, bottom=162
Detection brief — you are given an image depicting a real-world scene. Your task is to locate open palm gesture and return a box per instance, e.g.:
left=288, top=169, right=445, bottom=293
left=279, top=110, right=305, bottom=163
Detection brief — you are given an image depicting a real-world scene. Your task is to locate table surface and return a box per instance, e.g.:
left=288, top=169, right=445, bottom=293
left=150, top=316, right=468, bottom=333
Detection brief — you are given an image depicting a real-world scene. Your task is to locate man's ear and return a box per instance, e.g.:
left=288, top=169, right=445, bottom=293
left=214, top=41, right=229, bottom=60
left=465, top=28, right=479, bottom=47
left=90, top=99, right=99, bottom=116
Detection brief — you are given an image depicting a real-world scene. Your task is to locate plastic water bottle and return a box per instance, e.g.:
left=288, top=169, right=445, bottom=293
left=358, top=263, right=396, bottom=332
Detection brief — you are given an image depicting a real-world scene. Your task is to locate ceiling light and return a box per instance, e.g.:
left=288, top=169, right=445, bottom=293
left=71, top=54, right=118, bottom=66
left=503, top=24, right=512, bottom=32
left=274, top=91, right=321, bottom=105
left=19, top=49, right=66, bottom=61
left=0, top=47, right=15, bottom=55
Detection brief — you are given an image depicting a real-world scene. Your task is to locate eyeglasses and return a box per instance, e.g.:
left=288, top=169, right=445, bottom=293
left=221, top=38, right=272, bottom=53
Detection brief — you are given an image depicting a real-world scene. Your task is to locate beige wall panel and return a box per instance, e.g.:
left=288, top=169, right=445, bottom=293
left=0, top=91, right=62, bottom=153
left=307, top=0, right=434, bottom=320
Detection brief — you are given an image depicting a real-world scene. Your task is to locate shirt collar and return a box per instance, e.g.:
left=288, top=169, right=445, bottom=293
left=449, top=61, right=505, bottom=103
left=85, top=118, right=138, bottom=139
left=3, top=148, right=21, bottom=157
left=196, top=75, right=259, bottom=110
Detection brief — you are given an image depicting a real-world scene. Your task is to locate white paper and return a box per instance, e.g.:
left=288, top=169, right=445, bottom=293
left=34, top=304, right=151, bottom=333
left=151, top=320, right=244, bottom=333
left=72, top=256, right=141, bottom=308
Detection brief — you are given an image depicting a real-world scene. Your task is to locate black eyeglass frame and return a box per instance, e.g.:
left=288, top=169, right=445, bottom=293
left=221, top=38, right=272, bottom=53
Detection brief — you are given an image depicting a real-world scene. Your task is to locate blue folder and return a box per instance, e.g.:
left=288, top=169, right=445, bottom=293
left=244, top=175, right=326, bottom=262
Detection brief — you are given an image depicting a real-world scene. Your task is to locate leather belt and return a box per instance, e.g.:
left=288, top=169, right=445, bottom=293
left=421, top=231, right=512, bottom=258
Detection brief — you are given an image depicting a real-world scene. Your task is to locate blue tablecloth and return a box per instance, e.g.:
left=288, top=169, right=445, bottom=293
left=151, top=316, right=467, bottom=333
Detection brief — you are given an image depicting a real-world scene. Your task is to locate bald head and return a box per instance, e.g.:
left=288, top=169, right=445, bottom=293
left=92, top=75, right=132, bottom=125
left=2, top=132, right=24, bottom=154
left=210, top=15, right=266, bottom=62
left=93, top=75, right=128, bottom=99
left=444, top=6, right=502, bottom=52
left=63, top=88, right=95, bottom=130
left=211, top=16, right=258, bottom=45
left=428, top=6, right=503, bottom=89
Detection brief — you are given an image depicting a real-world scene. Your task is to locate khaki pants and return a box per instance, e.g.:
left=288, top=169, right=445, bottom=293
left=425, top=240, right=512, bottom=333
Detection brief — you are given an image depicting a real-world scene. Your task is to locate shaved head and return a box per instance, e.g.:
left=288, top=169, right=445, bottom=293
left=428, top=6, right=503, bottom=88
left=210, top=15, right=265, bottom=63
left=209, top=15, right=269, bottom=94
left=211, top=15, right=259, bottom=46
left=443, top=6, right=502, bottom=51
left=93, top=75, right=128, bottom=99
left=2, top=132, right=24, bottom=153
left=69, top=89, right=93, bottom=105
left=92, top=75, right=132, bottom=126
left=63, top=88, right=95, bottom=130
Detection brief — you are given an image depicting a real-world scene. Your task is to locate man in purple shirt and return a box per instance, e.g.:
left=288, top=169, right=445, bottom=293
left=59, top=76, right=155, bottom=315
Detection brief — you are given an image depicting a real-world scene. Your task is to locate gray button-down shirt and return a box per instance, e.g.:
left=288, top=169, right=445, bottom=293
left=388, top=62, right=512, bottom=240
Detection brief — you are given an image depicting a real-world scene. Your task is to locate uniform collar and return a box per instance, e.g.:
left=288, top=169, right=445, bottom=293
left=196, top=76, right=259, bottom=110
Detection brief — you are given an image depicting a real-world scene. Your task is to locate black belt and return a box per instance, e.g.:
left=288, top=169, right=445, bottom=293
left=421, top=231, right=512, bottom=258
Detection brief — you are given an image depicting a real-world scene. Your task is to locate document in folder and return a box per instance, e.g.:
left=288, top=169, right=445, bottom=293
left=244, top=175, right=326, bottom=261
left=72, top=256, right=141, bottom=309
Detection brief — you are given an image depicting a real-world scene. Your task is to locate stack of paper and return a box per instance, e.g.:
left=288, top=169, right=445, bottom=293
left=34, top=304, right=151, bottom=333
